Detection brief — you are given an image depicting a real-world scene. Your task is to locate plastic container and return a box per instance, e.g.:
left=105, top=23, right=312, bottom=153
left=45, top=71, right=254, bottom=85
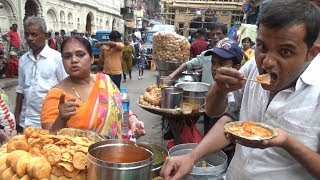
left=121, top=87, right=130, bottom=139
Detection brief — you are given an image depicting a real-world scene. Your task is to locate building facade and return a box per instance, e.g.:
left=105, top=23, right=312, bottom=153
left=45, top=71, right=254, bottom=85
left=0, top=0, right=125, bottom=37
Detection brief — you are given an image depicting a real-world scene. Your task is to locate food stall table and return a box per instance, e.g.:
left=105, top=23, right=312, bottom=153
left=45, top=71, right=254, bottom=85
left=138, top=102, right=205, bottom=145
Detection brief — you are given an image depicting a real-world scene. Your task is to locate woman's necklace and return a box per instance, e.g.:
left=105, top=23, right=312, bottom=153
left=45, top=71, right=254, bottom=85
left=71, top=75, right=95, bottom=102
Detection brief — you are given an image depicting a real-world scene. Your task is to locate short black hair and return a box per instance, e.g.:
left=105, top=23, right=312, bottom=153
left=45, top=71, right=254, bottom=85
left=196, top=28, right=206, bottom=36
left=54, top=32, right=59, bottom=36
left=61, top=36, right=93, bottom=58
left=258, top=0, right=320, bottom=48
left=242, top=37, right=252, bottom=44
left=109, top=30, right=121, bottom=40
left=208, top=22, right=228, bottom=35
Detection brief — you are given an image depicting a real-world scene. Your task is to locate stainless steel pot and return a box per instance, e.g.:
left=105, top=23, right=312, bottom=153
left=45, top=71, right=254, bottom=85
left=177, top=70, right=201, bottom=83
left=174, top=82, right=210, bottom=108
left=87, top=140, right=153, bottom=180
left=157, top=76, right=175, bottom=86
left=169, top=143, right=227, bottom=180
left=139, top=142, right=168, bottom=178
left=156, top=61, right=182, bottom=76
left=161, top=87, right=184, bottom=109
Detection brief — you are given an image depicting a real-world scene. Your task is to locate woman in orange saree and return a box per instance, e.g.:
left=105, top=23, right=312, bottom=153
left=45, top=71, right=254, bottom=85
left=41, top=36, right=145, bottom=139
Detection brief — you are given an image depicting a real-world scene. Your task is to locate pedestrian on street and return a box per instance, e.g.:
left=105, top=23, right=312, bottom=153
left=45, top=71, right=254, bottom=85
left=137, top=49, right=148, bottom=80
left=190, top=28, right=209, bottom=58
left=122, top=37, right=134, bottom=82
left=14, top=16, right=68, bottom=130
left=4, top=23, right=23, bottom=54
left=97, top=30, right=124, bottom=89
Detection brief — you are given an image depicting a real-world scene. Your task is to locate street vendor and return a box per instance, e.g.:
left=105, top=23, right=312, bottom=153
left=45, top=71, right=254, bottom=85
left=166, top=22, right=228, bottom=135
left=41, top=36, right=145, bottom=139
left=161, top=0, right=320, bottom=179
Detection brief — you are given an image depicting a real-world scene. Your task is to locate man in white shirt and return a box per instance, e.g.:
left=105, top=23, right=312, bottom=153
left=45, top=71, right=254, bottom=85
left=14, top=16, right=67, bottom=129
left=160, top=0, right=320, bottom=179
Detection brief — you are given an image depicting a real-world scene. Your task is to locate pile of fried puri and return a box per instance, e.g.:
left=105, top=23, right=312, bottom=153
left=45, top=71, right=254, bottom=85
left=139, top=84, right=167, bottom=108
left=0, top=127, right=95, bottom=180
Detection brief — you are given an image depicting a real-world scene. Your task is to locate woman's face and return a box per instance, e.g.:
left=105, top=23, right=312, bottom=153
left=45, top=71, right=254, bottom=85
left=242, top=40, right=251, bottom=50
left=61, top=39, right=92, bottom=78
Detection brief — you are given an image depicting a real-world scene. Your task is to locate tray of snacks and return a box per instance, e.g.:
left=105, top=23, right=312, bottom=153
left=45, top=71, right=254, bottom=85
left=0, top=127, right=98, bottom=179
left=224, top=121, right=278, bottom=143
left=57, top=128, right=105, bottom=142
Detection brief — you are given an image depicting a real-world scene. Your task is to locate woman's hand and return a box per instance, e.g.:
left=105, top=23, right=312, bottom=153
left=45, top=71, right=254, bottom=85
left=58, top=93, right=79, bottom=122
left=0, top=129, right=17, bottom=143
left=129, top=114, right=145, bottom=138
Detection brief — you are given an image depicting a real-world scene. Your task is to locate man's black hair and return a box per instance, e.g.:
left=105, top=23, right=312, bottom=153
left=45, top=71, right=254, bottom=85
left=196, top=28, right=206, bottom=36
left=258, top=0, right=320, bottom=48
left=109, top=30, right=121, bottom=40
left=207, top=22, right=228, bottom=35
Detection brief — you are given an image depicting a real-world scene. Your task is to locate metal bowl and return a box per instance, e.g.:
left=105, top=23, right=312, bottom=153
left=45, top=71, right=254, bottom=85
left=169, top=143, right=227, bottom=180
left=87, top=140, right=153, bottom=180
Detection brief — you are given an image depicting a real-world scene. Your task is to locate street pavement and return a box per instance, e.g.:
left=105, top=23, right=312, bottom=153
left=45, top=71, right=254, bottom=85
left=0, top=68, right=167, bottom=147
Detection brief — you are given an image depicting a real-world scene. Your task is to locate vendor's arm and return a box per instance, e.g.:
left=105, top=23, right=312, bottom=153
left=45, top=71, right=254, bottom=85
left=128, top=110, right=145, bottom=137
left=167, top=53, right=205, bottom=80
left=206, top=67, right=245, bottom=117
left=161, top=115, right=233, bottom=179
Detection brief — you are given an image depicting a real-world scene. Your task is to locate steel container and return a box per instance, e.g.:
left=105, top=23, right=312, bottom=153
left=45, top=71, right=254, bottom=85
left=169, top=143, right=227, bottom=180
left=87, top=140, right=153, bottom=180
left=156, top=61, right=182, bottom=76
left=139, top=142, right=168, bottom=178
left=156, top=76, right=175, bottom=86
left=174, top=82, right=210, bottom=108
left=161, top=87, right=184, bottom=109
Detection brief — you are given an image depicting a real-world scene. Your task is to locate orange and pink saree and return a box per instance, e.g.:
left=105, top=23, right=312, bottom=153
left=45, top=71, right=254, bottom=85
left=41, top=73, right=122, bottom=139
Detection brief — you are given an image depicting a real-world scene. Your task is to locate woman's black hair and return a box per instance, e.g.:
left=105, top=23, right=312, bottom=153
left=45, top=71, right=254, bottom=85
left=258, top=0, right=320, bottom=48
left=61, top=36, right=93, bottom=58
left=241, top=37, right=252, bottom=44
left=109, top=30, right=121, bottom=40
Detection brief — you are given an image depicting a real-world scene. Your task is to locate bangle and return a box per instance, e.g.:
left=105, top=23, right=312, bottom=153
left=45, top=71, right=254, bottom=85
left=129, top=113, right=137, bottom=119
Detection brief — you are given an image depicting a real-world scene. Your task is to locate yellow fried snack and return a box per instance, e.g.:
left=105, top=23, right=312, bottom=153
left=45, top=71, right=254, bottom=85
left=0, top=153, right=8, bottom=166
left=49, top=174, right=59, bottom=180
left=6, top=150, right=28, bottom=168
left=15, top=153, right=33, bottom=177
left=74, top=172, right=87, bottom=180
left=7, top=139, right=30, bottom=153
left=58, top=162, right=75, bottom=172
left=11, top=174, right=20, bottom=180
left=20, top=174, right=31, bottom=180
left=51, top=166, right=64, bottom=177
left=58, top=176, right=73, bottom=180
left=1, top=167, right=15, bottom=180
left=31, top=156, right=52, bottom=180
left=26, top=157, right=37, bottom=178
left=20, top=174, right=32, bottom=180
left=72, top=152, right=87, bottom=170
left=63, top=168, right=80, bottom=178
left=0, top=163, right=8, bottom=177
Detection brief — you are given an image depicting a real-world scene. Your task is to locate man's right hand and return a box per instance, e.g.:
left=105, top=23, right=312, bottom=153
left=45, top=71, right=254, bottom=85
left=58, top=93, right=79, bottom=121
left=214, top=67, right=246, bottom=93
left=160, top=153, right=195, bottom=180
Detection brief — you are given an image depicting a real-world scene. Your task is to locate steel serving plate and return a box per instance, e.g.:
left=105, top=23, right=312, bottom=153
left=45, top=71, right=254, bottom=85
left=224, top=121, right=278, bottom=143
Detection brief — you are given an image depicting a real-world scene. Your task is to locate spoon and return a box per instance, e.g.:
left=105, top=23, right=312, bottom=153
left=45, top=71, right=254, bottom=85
left=244, top=73, right=271, bottom=85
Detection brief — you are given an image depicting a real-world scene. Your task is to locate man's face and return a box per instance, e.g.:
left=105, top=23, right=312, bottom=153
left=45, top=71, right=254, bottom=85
left=0, top=43, right=4, bottom=52
left=12, top=24, right=17, bottom=31
left=211, top=54, right=236, bottom=79
left=24, top=24, right=47, bottom=52
left=210, top=29, right=225, bottom=45
left=255, top=24, right=313, bottom=93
